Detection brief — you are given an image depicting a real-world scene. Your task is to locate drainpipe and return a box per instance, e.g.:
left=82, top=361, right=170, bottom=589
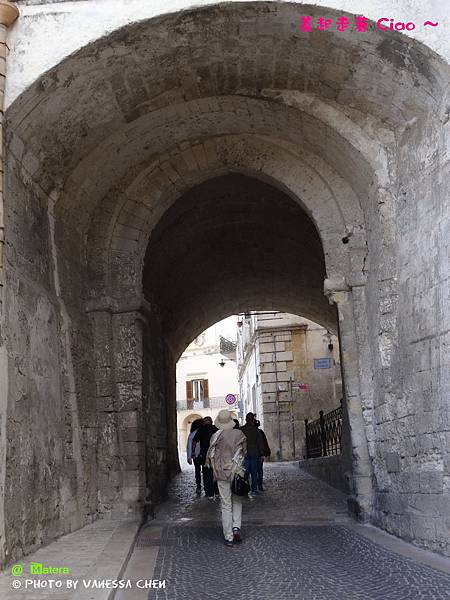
left=0, top=1, right=18, bottom=307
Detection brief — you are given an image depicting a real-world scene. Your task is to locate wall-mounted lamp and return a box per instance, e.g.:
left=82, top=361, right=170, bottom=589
left=325, top=330, right=333, bottom=352
left=219, top=359, right=226, bottom=368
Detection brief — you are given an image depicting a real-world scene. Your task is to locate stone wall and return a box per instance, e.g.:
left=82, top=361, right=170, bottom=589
left=142, top=313, right=170, bottom=516
left=254, top=318, right=341, bottom=461
left=366, top=101, right=450, bottom=556
left=2, top=152, right=97, bottom=564
left=300, top=456, right=351, bottom=495
left=289, top=327, right=342, bottom=407
left=1, top=0, right=449, bottom=563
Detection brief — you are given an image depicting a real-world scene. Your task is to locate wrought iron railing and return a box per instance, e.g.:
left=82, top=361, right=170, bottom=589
left=304, top=400, right=343, bottom=458
left=181, top=397, right=210, bottom=410
left=177, top=396, right=236, bottom=411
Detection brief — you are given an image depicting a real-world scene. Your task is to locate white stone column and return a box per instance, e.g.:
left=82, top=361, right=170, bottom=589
left=164, top=349, right=180, bottom=478
left=87, top=298, right=147, bottom=515
left=88, top=309, right=121, bottom=513
left=325, top=277, right=375, bottom=521
left=111, top=308, right=146, bottom=514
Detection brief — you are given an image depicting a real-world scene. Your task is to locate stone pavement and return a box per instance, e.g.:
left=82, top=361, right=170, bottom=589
left=0, top=517, right=140, bottom=600
left=122, top=460, right=450, bottom=600
left=2, top=461, right=450, bottom=600
left=148, top=525, right=450, bottom=600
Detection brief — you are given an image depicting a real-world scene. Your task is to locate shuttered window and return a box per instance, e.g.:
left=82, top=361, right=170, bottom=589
left=186, top=379, right=209, bottom=402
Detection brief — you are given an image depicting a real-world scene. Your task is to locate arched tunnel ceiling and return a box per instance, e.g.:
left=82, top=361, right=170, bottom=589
left=4, top=2, right=448, bottom=357
left=6, top=2, right=447, bottom=209
left=143, top=174, right=336, bottom=357
left=74, top=99, right=370, bottom=238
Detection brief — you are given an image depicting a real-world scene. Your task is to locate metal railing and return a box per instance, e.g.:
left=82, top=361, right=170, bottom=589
left=304, top=400, right=343, bottom=458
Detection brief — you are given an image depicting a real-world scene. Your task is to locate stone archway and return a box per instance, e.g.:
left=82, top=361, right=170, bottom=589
left=178, top=414, right=203, bottom=454
left=2, top=2, right=449, bottom=565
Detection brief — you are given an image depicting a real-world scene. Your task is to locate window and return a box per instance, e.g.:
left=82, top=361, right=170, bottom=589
left=186, top=379, right=209, bottom=408
left=192, top=379, right=204, bottom=401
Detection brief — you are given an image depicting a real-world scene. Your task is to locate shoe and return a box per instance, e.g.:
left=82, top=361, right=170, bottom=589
left=225, top=539, right=233, bottom=547
left=232, top=528, right=242, bottom=543
left=258, top=486, right=264, bottom=492
left=208, top=496, right=215, bottom=500
left=214, top=494, right=220, bottom=500
left=248, top=491, right=258, bottom=497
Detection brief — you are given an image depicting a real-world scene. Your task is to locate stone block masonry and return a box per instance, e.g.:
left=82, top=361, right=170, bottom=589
left=0, top=0, right=448, bottom=566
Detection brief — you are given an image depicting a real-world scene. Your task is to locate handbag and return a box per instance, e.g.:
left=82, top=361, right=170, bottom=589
left=231, top=472, right=250, bottom=496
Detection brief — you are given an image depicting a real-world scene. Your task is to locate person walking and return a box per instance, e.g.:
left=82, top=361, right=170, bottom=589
left=192, top=416, right=218, bottom=499
left=206, top=410, right=247, bottom=547
left=186, top=418, right=203, bottom=494
left=240, top=412, right=264, bottom=497
left=255, top=419, right=271, bottom=491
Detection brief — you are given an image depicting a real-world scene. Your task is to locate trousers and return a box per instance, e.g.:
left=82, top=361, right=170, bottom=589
left=193, top=456, right=202, bottom=489
left=217, top=479, right=243, bottom=542
left=246, top=456, right=260, bottom=492
left=258, top=457, right=264, bottom=489
left=202, top=463, right=215, bottom=497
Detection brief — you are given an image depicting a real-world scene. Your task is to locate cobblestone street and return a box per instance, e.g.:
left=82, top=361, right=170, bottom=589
left=133, top=461, right=450, bottom=600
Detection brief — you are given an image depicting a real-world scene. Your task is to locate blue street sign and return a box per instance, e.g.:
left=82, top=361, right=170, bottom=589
left=314, top=358, right=333, bottom=369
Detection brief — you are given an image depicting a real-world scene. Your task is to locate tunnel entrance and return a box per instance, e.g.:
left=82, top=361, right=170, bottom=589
left=143, top=174, right=336, bottom=350
left=176, top=312, right=343, bottom=477
left=176, top=316, right=239, bottom=460
left=139, top=173, right=341, bottom=515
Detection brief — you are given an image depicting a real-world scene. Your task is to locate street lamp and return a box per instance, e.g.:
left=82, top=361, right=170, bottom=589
left=325, top=330, right=333, bottom=352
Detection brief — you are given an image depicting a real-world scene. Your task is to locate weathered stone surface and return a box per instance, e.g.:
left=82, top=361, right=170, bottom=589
left=386, top=452, right=401, bottom=473
left=142, top=462, right=450, bottom=599
left=0, top=0, right=448, bottom=568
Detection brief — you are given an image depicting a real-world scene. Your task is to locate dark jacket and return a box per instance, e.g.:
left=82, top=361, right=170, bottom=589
left=193, top=424, right=218, bottom=458
left=258, top=428, right=271, bottom=457
left=241, top=423, right=265, bottom=457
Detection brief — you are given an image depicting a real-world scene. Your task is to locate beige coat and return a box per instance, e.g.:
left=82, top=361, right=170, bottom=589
left=211, top=429, right=247, bottom=482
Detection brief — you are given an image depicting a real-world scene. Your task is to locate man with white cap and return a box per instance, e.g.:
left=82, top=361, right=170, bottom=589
left=207, top=409, right=247, bottom=547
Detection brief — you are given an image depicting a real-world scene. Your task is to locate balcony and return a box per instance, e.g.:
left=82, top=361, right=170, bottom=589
left=177, top=395, right=238, bottom=411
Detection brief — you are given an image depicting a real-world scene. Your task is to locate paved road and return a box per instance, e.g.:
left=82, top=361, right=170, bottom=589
left=136, top=461, right=450, bottom=600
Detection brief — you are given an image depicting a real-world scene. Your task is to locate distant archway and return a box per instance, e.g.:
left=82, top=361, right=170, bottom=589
left=179, top=413, right=203, bottom=452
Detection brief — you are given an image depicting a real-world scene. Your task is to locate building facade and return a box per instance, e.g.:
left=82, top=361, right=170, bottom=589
left=237, top=313, right=341, bottom=460
left=177, top=320, right=239, bottom=452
